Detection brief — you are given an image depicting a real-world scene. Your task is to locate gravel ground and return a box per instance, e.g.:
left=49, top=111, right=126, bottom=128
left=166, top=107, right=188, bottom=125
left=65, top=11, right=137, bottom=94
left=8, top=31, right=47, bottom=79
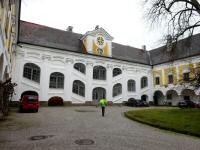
left=0, top=106, right=200, bottom=150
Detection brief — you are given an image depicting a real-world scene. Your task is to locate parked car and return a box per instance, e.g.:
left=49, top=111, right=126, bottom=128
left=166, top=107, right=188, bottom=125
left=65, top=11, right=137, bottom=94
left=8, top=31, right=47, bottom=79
left=126, top=98, right=138, bottom=107
left=137, top=100, right=149, bottom=107
left=196, top=101, right=200, bottom=108
left=19, top=94, right=40, bottom=112
left=163, top=101, right=172, bottom=106
left=178, top=100, right=195, bottom=108
left=126, top=99, right=149, bottom=107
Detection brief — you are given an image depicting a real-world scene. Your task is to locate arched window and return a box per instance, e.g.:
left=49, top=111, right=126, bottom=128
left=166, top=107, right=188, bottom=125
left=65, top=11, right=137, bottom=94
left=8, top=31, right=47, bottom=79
left=141, top=76, right=148, bottom=88
left=72, top=80, right=85, bottom=97
left=128, top=80, right=136, bottom=92
left=23, top=63, right=40, bottom=83
left=49, top=72, right=64, bottom=89
left=113, top=68, right=122, bottom=77
left=74, top=63, right=86, bottom=74
left=93, top=66, right=106, bottom=80
left=92, top=87, right=106, bottom=101
left=113, top=83, right=122, bottom=97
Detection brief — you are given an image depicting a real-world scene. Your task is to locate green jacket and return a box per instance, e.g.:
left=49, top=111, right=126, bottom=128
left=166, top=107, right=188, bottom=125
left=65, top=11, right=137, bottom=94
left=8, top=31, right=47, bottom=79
left=100, top=99, right=108, bottom=107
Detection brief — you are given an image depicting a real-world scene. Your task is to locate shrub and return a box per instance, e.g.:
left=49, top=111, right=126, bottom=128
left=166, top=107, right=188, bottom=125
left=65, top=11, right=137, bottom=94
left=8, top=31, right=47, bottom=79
left=48, top=96, right=64, bottom=106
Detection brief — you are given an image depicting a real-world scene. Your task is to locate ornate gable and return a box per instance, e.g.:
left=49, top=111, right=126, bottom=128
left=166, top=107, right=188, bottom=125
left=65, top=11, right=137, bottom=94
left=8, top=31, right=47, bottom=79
left=81, top=27, right=113, bottom=57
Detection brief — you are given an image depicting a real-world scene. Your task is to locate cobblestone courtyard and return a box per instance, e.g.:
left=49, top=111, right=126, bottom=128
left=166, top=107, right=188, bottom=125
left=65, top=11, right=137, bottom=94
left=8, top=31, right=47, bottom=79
left=0, top=106, right=200, bottom=150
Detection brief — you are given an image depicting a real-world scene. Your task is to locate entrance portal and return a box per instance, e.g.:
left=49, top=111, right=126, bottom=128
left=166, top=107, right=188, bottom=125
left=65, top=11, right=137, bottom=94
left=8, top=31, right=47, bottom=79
left=153, top=90, right=164, bottom=105
left=92, top=87, right=106, bottom=104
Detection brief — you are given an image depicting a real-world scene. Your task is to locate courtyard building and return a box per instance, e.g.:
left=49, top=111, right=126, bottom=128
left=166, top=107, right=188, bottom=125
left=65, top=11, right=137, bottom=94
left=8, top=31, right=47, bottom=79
left=10, top=21, right=200, bottom=106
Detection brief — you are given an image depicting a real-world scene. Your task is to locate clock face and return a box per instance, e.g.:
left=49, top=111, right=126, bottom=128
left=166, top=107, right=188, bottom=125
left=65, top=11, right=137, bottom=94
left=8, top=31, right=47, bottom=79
left=96, top=35, right=105, bottom=48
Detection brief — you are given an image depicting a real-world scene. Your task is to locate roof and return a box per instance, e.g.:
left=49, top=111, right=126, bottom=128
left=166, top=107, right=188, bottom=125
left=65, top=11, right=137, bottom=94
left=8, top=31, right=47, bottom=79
left=149, top=34, right=200, bottom=65
left=19, top=21, right=83, bottom=53
left=112, top=43, right=150, bottom=65
left=18, top=21, right=200, bottom=66
left=18, top=21, right=151, bottom=65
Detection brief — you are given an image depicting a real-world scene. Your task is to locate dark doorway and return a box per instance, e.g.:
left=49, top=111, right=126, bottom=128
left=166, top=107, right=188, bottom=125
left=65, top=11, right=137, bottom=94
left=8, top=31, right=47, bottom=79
left=141, top=95, right=147, bottom=101
left=153, top=91, right=164, bottom=105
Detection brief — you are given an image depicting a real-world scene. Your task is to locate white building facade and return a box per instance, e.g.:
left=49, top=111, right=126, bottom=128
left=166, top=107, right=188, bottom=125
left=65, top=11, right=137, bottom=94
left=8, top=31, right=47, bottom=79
left=11, top=21, right=200, bottom=105
left=12, top=44, right=153, bottom=104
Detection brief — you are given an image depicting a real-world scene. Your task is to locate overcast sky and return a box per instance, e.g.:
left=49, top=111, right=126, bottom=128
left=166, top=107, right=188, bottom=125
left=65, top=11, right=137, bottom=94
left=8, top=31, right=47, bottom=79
left=21, top=0, right=165, bottom=50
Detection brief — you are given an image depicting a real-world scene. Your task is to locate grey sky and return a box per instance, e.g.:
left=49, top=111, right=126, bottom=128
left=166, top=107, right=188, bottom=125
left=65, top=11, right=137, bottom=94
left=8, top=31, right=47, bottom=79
left=21, top=0, right=165, bottom=50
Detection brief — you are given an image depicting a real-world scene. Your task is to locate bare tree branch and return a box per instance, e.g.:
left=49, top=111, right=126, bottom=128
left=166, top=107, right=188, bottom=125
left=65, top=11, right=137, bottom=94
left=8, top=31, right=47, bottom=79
left=144, top=0, right=200, bottom=43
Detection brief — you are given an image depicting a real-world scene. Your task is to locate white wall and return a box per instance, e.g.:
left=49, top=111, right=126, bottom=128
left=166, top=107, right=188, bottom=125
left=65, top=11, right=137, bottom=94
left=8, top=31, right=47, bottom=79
left=12, top=44, right=153, bottom=103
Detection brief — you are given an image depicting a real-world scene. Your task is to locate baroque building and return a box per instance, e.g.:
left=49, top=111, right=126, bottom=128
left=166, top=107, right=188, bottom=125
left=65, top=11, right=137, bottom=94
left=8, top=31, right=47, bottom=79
left=11, top=21, right=200, bottom=106
left=0, top=0, right=19, bottom=82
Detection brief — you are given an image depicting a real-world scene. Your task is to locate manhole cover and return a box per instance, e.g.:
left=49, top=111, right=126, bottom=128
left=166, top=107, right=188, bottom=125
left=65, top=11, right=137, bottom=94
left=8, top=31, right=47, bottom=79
left=29, top=135, right=54, bottom=141
left=75, top=139, right=94, bottom=145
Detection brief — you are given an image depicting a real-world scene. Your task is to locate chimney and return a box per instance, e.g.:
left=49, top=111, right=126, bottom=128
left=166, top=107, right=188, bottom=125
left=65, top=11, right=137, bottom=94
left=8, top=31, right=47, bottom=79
left=95, top=25, right=99, bottom=30
left=142, top=45, right=146, bottom=51
left=67, top=26, right=73, bottom=32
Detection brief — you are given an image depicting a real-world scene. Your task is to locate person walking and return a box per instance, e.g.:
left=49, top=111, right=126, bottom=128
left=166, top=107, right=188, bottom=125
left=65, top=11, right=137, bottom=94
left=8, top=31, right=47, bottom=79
left=100, top=98, right=108, bottom=117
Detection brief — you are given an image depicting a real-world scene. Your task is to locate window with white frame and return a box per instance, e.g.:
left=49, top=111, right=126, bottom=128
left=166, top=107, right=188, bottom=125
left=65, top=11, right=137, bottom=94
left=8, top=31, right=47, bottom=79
left=93, top=65, right=106, bottom=80
left=141, top=76, right=148, bottom=88
left=49, top=72, right=64, bottom=89
left=74, top=63, right=86, bottom=74
left=128, top=80, right=136, bottom=92
left=72, top=80, right=85, bottom=97
left=23, top=63, right=40, bottom=83
left=113, top=68, right=122, bottom=77
left=113, top=83, right=122, bottom=97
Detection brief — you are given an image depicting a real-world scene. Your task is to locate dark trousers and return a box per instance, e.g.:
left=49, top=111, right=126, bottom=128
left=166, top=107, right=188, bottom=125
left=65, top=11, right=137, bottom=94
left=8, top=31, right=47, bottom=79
left=101, top=107, right=105, bottom=116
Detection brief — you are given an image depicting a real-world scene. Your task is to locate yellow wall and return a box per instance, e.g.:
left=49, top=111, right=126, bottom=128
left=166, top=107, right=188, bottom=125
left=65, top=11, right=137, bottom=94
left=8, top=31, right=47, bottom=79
left=92, top=41, right=110, bottom=57
left=153, top=70, right=163, bottom=86
left=0, top=0, right=16, bottom=64
left=154, top=63, right=196, bottom=87
left=164, top=67, right=177, bottom=85
left=178, top=64, right=194, bottom=82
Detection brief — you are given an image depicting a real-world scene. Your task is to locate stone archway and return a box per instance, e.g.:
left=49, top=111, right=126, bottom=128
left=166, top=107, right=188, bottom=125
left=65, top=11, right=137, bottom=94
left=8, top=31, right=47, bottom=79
left=21, top=91, right=38, bottom=99
left=141, top=95, right=148, bottom=101
left=92, top=87, right=106, bottom=103
left=48, top=96, right=64, bottom=106
left=181, top=89, right=198, bottom=102
left=166, top=90, right=179, bottom=106
left=153, top=90, right=164, bottom=105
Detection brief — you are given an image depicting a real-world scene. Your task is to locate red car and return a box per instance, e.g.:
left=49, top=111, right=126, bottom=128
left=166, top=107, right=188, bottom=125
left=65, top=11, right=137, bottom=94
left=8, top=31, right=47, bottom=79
left=19, top=91, right=39, bottom=112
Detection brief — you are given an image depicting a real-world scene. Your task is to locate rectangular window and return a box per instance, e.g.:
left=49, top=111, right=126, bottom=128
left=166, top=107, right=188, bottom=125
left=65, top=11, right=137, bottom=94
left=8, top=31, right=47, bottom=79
left=183, top=72, right=190, bottom=81
left=168, top=74, right=173, bottom=84
left=155, top=77, right=160, bottom=85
